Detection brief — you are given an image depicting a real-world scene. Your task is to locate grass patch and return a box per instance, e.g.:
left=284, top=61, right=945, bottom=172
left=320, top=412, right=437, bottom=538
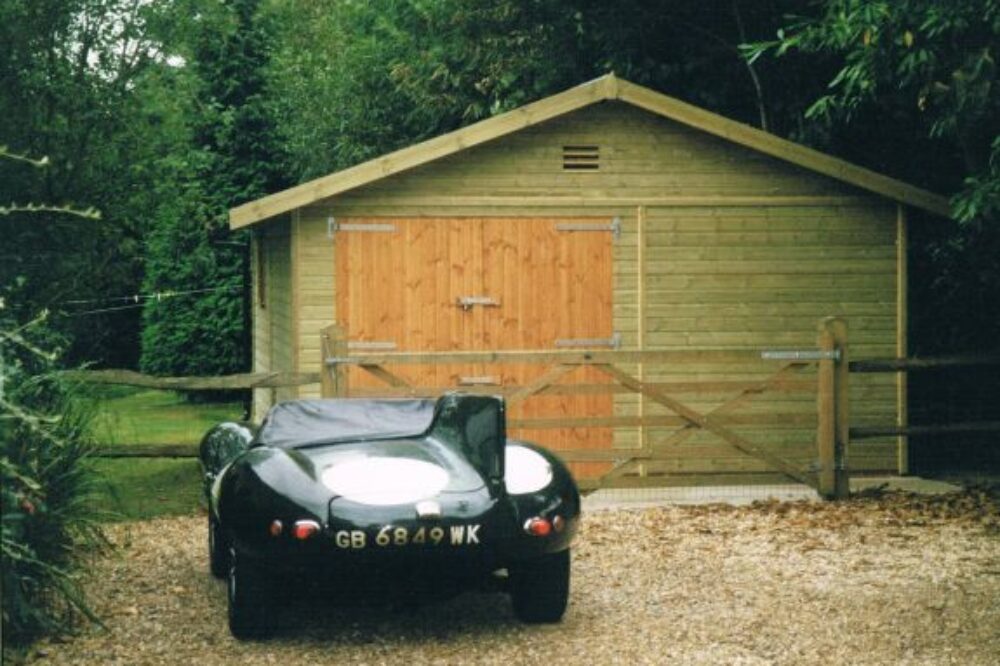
left=93, top=459, right=204, bottom=522
left=88, top=386, right=243, bottom=446
left=81, top=386, right=239, bottom=521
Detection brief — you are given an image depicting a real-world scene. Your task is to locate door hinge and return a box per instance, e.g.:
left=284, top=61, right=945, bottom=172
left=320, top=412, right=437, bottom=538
left=555, top=216, right=621, bottom=241
left=328, top=217, right=396, bottom=237
left=555, top=332, right=622, bottom=350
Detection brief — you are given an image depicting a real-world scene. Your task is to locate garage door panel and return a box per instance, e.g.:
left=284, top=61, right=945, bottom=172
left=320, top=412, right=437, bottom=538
left=481, top=219, right=613, bottom=477
left=337, top=217, right=613, bottom=478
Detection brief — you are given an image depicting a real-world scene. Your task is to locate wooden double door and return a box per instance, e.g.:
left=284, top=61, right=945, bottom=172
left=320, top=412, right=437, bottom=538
left=335, top=217, right=613, bottom=474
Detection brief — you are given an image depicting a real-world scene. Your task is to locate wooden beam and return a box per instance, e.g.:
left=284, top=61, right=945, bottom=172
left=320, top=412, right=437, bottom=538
left=832, top=320, right=851, bottom=499
left=345, top=379, right=815, bottom=398
left=359, top=364, right=413, bottom=390
left=637, top=204, right=647, bottom=464
left=849, top=354, right=1000, bottom=372
left=817, top=318, right=849, bottom=499
left=896, top=204, right=909, bottom=474
left=64, top=369, right=320, bottom=391
left=328, top=349, right=762, bottom=366
left=320, top=324, right=349, bottom=397
left=330, top=195, right=879, bottom=209
left=96, top=444, right=199, bottom=458
left=506, top=364, right=579, bottom=405
left=510, top=412, right=815, bottom=429
left=592, top=363, right=815, bottom=486
left=851, top=422, right=1000, bottom=439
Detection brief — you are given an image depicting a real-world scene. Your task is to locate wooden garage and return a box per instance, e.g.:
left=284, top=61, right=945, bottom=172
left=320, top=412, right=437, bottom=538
left=231, top=74, right=949, bottom=487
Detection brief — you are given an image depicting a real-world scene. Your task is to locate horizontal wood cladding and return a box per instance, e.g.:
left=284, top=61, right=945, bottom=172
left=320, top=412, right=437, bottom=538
left=294, top=211, right=335, bottom=401
left=329, top=103, right=861, bottom=215
left=252, top=218, right=293, bottom=418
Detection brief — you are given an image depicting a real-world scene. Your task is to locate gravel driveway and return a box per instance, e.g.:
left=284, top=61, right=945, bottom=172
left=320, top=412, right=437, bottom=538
left=24, top=491, right=1000, bottom=665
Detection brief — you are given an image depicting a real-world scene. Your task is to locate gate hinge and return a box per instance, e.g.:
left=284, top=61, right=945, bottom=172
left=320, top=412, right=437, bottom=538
left=761, top=349, right=841, bottom=362
left=328, top=217, right=396, bottom=237
left=555, top=331, right=622, bottom=350
left=555, top=216, right=621, bottom=241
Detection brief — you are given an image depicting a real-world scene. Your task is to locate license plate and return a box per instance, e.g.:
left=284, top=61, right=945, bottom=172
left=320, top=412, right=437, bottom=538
left=333, top=524, right=482, bottom=550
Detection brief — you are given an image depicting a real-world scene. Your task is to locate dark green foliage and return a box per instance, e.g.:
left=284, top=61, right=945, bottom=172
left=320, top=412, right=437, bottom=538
left=0, top=0, right=196, bottom=368
left=140, top=0, right=286, bottom=378
left=1, top=305, right=106, bottom=645
left=747, top=0, right=1000, bottom=220
left=264, top=0, right=810, bottom=181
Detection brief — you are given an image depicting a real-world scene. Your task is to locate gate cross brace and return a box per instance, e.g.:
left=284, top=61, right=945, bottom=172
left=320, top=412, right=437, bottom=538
left=599, top=362, right=809, bottom=483
left=359, top=364, right=412, bottom=390
left=507, top=364, right=578, bottom=405
left=592, top=363, right=815, bottom=487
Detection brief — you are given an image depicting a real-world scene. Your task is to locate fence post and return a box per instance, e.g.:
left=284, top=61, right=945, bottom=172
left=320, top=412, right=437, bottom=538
left=320, top=324, right=348, bottom=398
left=817, top=317, right=850, bottom=499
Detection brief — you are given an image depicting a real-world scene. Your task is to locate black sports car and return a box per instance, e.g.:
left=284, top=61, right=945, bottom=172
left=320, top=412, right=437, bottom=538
left=200, top=394, right=580, bottom=638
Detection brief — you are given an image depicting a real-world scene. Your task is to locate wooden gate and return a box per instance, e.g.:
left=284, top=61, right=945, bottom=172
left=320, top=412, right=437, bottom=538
left=334, top=217, right=615, bottom=476
left=321, top=319, right=851, bottom=497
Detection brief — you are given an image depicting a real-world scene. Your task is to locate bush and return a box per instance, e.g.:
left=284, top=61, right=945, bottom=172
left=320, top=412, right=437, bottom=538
left=1, top=318, right=106, bottom=646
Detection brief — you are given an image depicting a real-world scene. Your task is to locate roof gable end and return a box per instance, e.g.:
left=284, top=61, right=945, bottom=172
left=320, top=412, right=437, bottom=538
left=230, top=74, right=950, bottom=228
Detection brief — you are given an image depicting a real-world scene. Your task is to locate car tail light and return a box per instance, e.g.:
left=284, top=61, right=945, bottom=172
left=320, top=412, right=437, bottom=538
left=269, top=519, right=283, bottom=537
left=524, top=517, right=552, bottom=537
left=292, top=519, right=320, bottom=540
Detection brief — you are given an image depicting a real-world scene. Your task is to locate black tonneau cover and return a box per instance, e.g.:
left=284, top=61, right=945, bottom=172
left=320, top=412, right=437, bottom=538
left=255, top=399, right=436, bottom=449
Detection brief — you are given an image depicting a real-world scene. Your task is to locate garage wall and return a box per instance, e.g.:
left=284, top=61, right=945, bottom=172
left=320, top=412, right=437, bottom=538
left=251, top=217, right=294, bottom=419
left=286, top=100, right=901, bottom=473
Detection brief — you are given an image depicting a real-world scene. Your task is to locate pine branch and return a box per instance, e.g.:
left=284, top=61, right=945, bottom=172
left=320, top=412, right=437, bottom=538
left=0, top=203, right=102, bottom=220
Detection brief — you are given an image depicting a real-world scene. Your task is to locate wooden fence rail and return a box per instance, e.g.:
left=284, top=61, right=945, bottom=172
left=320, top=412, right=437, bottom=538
left=846, top=352, right=1000, bottom=441
left=63, top=368, right=320, bottom=391
left=74, top=318, right=862, bottom=499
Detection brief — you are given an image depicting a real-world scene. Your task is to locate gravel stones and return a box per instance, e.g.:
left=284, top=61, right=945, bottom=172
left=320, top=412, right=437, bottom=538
left=23, top=490, right=1000, bottom=665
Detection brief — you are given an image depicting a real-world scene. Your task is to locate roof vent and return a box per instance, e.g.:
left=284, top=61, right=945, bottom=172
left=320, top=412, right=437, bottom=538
left=562, top=145, right=600, bottom=171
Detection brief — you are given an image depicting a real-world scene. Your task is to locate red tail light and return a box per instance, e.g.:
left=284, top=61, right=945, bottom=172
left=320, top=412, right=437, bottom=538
left=268, top=519, right=283, bottom=537
left=292, top=519, right=320, bottom=540
left=524, top=517, right=552, bottom=537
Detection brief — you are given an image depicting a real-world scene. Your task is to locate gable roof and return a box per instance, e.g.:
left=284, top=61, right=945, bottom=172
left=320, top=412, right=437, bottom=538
left=230, top=74, right=951, bottom=229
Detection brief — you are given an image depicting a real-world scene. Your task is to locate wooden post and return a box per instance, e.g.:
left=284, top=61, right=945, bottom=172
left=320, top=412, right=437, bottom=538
left=896, top=204, right=909, bottom=474
left=817, top=317, right=850, bottom=499
left=320, top=324, right=349, bottom=398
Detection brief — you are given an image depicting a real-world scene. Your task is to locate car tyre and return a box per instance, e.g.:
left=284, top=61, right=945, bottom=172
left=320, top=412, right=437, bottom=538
left=510, top=548, right=570, bottom=623
left=227, top=550, right=274, bottom=639
left=208, top=515, right=229, bottom=579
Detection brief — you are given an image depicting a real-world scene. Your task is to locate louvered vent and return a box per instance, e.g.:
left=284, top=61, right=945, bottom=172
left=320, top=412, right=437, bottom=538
left=562, top=145, right=600, bottom=171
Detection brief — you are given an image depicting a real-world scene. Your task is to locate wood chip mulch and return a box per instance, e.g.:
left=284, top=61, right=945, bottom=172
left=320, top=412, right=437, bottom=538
left=21, top=490, right=1000, bottom=665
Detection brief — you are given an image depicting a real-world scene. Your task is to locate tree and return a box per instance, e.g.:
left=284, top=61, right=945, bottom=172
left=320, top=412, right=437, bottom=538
left=747, top=0, right=999, bottom=222
left=140, top=0, right=286, bottom=378
left=264, top=0, right=812, bottom=182
left=0, top=0, right=197, bottom=368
